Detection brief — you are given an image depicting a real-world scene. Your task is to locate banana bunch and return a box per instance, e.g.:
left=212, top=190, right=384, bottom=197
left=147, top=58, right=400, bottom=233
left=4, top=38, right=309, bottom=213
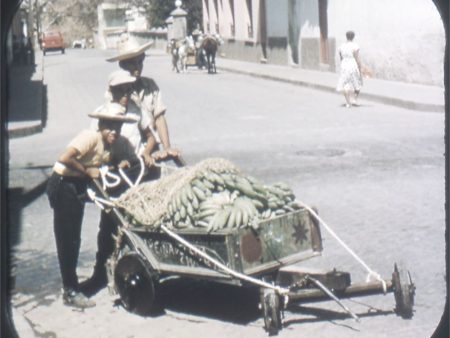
left=193, top=194, right=260, bottom=232
left=162, top=168, right=300, bottom=232
left=259, top=182, right=300, bottom=219
left=166, top=181, right=207, bottom=228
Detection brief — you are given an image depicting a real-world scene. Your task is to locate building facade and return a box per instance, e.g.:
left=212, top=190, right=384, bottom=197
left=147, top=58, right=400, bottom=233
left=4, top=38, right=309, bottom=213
left=96, top=2, right=128, bottom=49
left=96, top=2, right=166, bottom=50
left=7, top=5, right=34, bottom=66
left=202, top=0, right=445, bottom=86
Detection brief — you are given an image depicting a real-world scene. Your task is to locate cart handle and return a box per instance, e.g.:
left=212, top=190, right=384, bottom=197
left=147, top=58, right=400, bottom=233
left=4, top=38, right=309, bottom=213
left=118, top=155, right=146, bottom=188
left=87, top=188, right=116, bottom=209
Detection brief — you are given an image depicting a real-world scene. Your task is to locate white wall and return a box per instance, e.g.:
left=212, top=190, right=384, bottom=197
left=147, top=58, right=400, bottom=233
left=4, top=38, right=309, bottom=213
left=328, top=0, right=445, bottom=86
left=298, top=0, right=319, bottom=38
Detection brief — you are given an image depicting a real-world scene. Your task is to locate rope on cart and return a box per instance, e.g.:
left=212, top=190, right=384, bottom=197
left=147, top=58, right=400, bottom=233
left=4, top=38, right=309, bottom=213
left=160, top=224, right=290, bottom=296
left=87, top=188, right=116, bottom=209
left=99, top=166, right=121, bottom=190
left=296, top=200, right=387, bottom=294
left=118, top=156, right=146, bottom=188
left=306, top=276, right=360, bottom=321
left=118, top=168, right=134, bottom=187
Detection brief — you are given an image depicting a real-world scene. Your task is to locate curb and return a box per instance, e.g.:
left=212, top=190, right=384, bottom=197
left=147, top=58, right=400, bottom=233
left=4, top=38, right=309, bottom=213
left=218, top=66, right=445, bottom=113
left=8, top=121, right=43, bottom=139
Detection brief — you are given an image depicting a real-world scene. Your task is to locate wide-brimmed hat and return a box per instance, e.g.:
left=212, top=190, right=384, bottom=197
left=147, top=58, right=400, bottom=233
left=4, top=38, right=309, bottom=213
left=108, top=70, right=136, bottom=87
left=88, top=103, right=138, bottom=123
left=106, top=34, right=153, bottom=62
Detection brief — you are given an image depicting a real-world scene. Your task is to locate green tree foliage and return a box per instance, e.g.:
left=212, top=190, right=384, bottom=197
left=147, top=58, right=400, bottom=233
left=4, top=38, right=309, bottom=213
left=184, top=0, right=203, bottom=34
left=148, top=0, right=174, bottom=29
left=41, top=0, right=102, bottom=31
left=38, top=0, right=102, bottom=43
left=149, top=0, right=202, bottom=34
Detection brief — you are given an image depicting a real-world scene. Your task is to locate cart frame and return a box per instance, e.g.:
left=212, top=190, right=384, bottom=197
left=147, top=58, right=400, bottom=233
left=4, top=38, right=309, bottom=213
left=88, top=165, right=415, bottom=335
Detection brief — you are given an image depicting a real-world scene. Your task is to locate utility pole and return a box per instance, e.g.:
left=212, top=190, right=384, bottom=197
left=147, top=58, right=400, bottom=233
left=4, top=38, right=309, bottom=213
left=34, top=0, right=42, bottom=47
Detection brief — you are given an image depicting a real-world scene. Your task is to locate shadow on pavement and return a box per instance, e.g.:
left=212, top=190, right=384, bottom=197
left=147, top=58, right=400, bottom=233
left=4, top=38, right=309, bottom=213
left=7, top=177, right=50, bottom=293
left=158, top=278, right=261, bottom=324
left=7, top=60, right=48, bottom=133
left=284, top=304, right=395, bottom=329
left=10, top=249, right=62, bottom=308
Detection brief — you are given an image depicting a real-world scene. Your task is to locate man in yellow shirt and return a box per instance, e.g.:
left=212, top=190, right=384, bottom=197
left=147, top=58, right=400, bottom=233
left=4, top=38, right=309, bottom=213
left=47, top=76, right=137, bottom=309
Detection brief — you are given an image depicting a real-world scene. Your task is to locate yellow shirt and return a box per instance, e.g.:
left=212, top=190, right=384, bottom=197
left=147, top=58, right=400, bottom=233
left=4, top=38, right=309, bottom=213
left=53, top=130, right=109, bottom=176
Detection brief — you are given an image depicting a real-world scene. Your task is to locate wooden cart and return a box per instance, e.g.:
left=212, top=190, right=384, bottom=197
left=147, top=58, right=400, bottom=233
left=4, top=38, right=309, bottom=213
left=90, top=169, right=415, bottom=335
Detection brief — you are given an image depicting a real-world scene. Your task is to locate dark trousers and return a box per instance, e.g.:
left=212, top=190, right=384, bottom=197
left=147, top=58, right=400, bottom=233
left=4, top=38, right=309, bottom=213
left=94, top=211, right=118, bottom=273
left=47, top=173, right=87, bottom=291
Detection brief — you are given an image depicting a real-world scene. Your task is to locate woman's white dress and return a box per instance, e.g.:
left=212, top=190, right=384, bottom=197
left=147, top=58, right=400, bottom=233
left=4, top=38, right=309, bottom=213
left=336, top=41, right=362, bottom=92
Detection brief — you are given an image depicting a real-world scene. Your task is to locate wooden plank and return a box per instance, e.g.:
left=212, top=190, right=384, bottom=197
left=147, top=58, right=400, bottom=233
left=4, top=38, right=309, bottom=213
left=127, top=209, right=320, bottom=279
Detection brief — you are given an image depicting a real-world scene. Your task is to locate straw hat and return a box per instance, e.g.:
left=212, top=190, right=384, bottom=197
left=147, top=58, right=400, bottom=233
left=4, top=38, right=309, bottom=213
left=88, top=103, right=138, bottom=123
left=106, top=34, right=153, bottom=62
left=108, top=70, right=136, bottom=87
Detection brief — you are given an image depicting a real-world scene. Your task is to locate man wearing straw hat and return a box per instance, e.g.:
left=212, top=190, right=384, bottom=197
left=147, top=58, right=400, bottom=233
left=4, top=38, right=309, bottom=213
left=105, top=34, right=181, bottom=165
left=46, top=98, right=138, bottom=309
left=80, top=35, right=183, bottom=298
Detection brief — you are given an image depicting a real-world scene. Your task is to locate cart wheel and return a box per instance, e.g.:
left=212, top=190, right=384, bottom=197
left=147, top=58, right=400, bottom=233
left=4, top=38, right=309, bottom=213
left=260, top=288, right=282, bottom=335
left=392, top=263, right=415, bottom=319
left=114, top=253, right=159, bottom=316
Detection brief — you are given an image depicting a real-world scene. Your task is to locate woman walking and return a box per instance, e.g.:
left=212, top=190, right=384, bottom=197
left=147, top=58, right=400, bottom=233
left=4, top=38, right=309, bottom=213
left=337, top=31, right=363, bottom=107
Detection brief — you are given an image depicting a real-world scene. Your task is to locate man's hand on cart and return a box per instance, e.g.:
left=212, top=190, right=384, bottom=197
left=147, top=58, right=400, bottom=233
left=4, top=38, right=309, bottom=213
left=152, top=148, right=181, bottom=162
left=117, top=160, right=131, bottom=169
left=141, top=153, right=155, bottom=168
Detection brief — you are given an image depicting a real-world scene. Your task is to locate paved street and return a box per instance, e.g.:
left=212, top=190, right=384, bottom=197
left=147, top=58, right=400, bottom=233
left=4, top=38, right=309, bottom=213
left=8, top=49, right=446, bottom=337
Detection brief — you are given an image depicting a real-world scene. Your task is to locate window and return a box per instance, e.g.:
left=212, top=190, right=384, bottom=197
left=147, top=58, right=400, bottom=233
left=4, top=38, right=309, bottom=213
left=245, top=0, right=253, bottom=38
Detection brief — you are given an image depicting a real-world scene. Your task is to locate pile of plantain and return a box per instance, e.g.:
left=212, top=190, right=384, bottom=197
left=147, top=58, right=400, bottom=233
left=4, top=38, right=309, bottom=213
left=116, top=158, right=301, bottom=232
left=165, top=170, right=300, bottom=232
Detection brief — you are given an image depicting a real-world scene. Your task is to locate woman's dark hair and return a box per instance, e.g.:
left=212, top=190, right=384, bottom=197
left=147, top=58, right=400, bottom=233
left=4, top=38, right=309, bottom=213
left=346, top=31, right=355, bottom=41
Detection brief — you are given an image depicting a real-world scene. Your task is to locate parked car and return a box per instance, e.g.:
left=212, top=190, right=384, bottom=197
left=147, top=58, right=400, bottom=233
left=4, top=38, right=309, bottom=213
left=41, top=31, right=65, bottom=55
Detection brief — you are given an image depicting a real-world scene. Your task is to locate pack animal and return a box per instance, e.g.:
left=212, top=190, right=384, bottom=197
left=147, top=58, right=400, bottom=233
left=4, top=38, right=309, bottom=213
left=200, top=35, right=222, bottom=74
left=170, top=39, right=189, bottom=73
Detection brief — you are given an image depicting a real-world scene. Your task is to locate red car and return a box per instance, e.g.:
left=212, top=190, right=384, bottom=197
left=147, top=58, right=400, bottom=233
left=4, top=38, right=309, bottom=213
left=41, top=31, right=65, bottom=55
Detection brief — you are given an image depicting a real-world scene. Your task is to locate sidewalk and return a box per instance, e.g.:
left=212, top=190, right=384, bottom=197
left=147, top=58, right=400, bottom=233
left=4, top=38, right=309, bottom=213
left=217, top=57, right=445, bottom=113
left=7, top=49, right=44, bottom=138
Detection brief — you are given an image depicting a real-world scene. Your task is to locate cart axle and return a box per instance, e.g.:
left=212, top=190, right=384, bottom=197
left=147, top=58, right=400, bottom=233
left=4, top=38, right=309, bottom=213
left=287, top=280, right=393, bottom=304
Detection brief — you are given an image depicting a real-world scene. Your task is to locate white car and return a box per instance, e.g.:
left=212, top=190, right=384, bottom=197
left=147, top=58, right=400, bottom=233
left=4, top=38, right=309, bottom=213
left=72, top=39, right=86, bottom=49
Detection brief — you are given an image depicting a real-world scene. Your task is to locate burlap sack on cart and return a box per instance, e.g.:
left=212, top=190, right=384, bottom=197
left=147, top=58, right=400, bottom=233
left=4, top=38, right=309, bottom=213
left=115, top=158, right=240, bottom=227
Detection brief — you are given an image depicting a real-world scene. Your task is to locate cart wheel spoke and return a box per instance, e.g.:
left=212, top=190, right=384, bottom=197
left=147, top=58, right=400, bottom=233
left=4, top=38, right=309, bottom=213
left=392, top=263, right=415, bottom=319
left=114, top=253, right=160, bottom=316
